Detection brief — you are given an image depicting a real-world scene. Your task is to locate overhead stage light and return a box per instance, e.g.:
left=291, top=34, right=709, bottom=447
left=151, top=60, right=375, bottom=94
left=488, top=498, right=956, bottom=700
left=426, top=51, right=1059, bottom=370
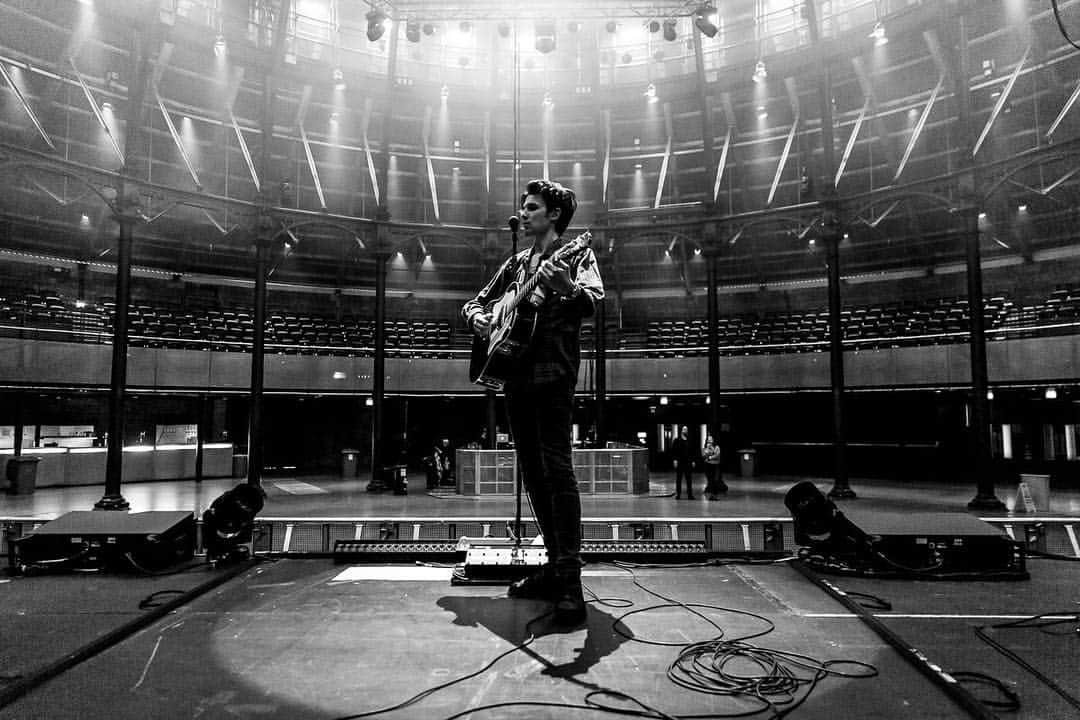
left=366, top=9, right=389, bottom=42
left=213, top=34, right=227, bottom=58
left=534, top=19, right=556, bottom=53
left=333, top=67, right=345, bottom=90
left=694, top=4, right=719, bottom=38
left=663, top=19, right=677, bottom=42
left=202, top=483, right=266, bottom=564
left=542, top=90, right=554, bottom=108
left=498, top=21, right=511, bottom=38
left=440, top=83, right=449, bottom=100
left=406, top=19, right=420, bottom=42
left=648, top=20, right=661, bottom=33
left=644, top=83, right=658, bottom=103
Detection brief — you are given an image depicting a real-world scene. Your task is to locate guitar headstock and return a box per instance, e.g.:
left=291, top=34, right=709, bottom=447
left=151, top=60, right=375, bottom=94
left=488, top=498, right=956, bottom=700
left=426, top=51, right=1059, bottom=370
left=554, top=230, right=592, bottom=261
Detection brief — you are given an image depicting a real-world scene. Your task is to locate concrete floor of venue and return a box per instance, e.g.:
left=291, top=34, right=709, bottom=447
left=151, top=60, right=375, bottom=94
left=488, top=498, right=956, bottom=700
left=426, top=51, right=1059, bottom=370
left=4, top=470, right=1080, bottom=521
left=3, top=473, right=1079, bottom=720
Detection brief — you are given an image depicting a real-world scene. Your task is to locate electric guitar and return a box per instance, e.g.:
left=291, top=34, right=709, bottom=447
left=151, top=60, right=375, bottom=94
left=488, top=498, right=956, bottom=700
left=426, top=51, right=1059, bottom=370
left=468, top=231, right=593, bottom=390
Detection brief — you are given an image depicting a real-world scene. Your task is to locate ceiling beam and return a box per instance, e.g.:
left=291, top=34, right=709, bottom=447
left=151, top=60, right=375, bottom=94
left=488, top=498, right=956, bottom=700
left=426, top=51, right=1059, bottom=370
left=654, top=103, right=673, bottom=209
left=422, top=105, right=440, bottom=223
left=155, top=89, right=202, bottom=191
left=69, top=57, right=124, bottom=164
left=973, top=46, right=1029, bottom=157
left=894, top=76, right=943, bottom=183
left=767, top=78, right=800, bottom=207
left=361, top=97, right=380, bottom=207
left=0, top=63, right=55, bottom=151
left=296, top=85, right=326, bottom=210
left=1046, top=80, right=1080, bottom=141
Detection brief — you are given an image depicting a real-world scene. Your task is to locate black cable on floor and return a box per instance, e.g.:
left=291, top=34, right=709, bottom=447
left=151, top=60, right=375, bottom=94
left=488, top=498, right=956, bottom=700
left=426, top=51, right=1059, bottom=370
left=334, top=558, right=874, bottom=720
left=973, top=611, right=1080, bottom=714
left=791, top=560, right=1002, bottom=720
left=605, top=561, right=877, bottom=719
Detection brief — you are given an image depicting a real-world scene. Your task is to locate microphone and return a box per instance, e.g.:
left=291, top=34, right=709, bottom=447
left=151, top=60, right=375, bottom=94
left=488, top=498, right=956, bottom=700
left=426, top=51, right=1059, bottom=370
left=508, top=216, right=520, bottom=232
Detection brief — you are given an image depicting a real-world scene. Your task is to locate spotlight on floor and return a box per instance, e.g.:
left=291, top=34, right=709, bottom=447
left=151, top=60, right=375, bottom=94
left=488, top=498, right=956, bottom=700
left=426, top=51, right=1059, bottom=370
left=202, top=483, right=266, bottom=565
left=784, top=481, right=866, bottom=548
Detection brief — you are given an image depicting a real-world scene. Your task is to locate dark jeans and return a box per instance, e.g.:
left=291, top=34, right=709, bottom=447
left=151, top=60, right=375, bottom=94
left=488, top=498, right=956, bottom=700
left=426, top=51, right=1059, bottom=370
left=675, top=463, right=694, bottom=498
left=505, top=376, right=581, bottom=583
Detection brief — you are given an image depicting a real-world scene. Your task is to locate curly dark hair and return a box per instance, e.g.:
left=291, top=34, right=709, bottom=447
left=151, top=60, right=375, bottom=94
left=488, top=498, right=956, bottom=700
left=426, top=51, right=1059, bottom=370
left=520, top=179, right=577, bottom=235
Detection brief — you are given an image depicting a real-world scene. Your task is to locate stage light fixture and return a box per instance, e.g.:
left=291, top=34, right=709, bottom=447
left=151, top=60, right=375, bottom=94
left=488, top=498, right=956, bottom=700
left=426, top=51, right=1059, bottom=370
left=753, top=60, right=767, bottom=82
left=460, top=21, right=472, bottom=32
left=498, top=21, right=511, bottom=38
left=423, top=22, right=436, bottom=36
left=869, top=21, right=887, bottom=46
left=440, top=83, right=449, bottom=100
left=663, top=19, right=677, bottom=42
left=213, top=34, right=227, bottom=58
left=784, top=480, right=867, bottom=548
left=534, top=19, right=556, bottom=53
left=332, top=67, right=345, bottom=90
left=406, top=19, right=420, bottom=42
left=542, top=90, right=554, bottom=108
left=202, top=483, right=266, bottom=564
left=605, top=20, right=618, bottom=33
left=648, top=19, right=660, bottom=33
left=694, top=4, right=719, bottom=38
left=644, top=83, right=658, bottom=103
left=366, top=10, right=389, bottom=41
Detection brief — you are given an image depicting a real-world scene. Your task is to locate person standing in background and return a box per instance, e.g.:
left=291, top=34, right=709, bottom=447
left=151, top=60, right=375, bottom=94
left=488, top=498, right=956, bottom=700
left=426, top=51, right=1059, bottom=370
left=702, top=433, right=727, bottom=500
left=670, top=425, right=696, bottom=500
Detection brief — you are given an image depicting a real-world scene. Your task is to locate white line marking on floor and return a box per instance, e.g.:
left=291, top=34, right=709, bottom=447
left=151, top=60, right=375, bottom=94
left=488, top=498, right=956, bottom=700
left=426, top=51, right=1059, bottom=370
left=272, top=480, right=328, bottom=495
left=131, top=634, right=163, bottom=691
left=804, top=613, right=1078, bottom=620
left=331, top=566, right=454, bottom=582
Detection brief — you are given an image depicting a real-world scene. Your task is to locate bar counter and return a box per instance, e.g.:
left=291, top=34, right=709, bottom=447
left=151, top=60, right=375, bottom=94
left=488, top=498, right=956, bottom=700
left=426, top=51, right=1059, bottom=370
left=455, top=446, right=649, bottom=496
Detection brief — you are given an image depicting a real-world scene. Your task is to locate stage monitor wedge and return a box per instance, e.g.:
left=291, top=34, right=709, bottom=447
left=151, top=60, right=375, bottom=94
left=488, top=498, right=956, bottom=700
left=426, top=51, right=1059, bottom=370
left=11, top=510, right=196, bottom=574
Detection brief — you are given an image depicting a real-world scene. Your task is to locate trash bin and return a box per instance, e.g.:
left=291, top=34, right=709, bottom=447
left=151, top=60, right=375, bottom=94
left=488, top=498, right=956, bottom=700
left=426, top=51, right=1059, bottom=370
left=6, top=455, right=40, bottom=495
left=341, top=449, right=360, bottom=478
left=738, top=448, right=757, bottom=478
left=232, top=454, right=248, bottom=479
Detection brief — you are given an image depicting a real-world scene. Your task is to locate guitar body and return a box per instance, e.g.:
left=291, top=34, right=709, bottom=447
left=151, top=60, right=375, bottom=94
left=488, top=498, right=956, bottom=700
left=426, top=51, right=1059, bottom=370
left=468, top=282, right=538, bottom=390
left=466, top=231, right=593, bottom=391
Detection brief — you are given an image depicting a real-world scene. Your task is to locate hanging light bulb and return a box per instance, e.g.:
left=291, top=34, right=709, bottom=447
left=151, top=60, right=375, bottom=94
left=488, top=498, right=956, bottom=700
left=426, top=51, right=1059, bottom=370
left=870, top=21, right=888, bottom=46
left=753, top=60, right=767, bottom=82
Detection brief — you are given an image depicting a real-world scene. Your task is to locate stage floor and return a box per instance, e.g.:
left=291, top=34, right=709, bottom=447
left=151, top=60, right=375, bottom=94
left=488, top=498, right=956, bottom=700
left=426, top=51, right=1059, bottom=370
left=2, top=471, right=1080, bottom=522
left=2, top=557, right=1078, bottom=719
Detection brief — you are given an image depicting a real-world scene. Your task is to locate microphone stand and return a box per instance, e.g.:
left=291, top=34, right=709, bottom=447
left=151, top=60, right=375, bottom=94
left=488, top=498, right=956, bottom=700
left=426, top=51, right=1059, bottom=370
left=508, top=217, right=524, bottom=557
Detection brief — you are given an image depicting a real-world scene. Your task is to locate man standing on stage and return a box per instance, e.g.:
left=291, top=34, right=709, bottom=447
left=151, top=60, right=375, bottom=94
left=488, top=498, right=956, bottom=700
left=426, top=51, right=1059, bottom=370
left=462, top=179, right=604, bottom=625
